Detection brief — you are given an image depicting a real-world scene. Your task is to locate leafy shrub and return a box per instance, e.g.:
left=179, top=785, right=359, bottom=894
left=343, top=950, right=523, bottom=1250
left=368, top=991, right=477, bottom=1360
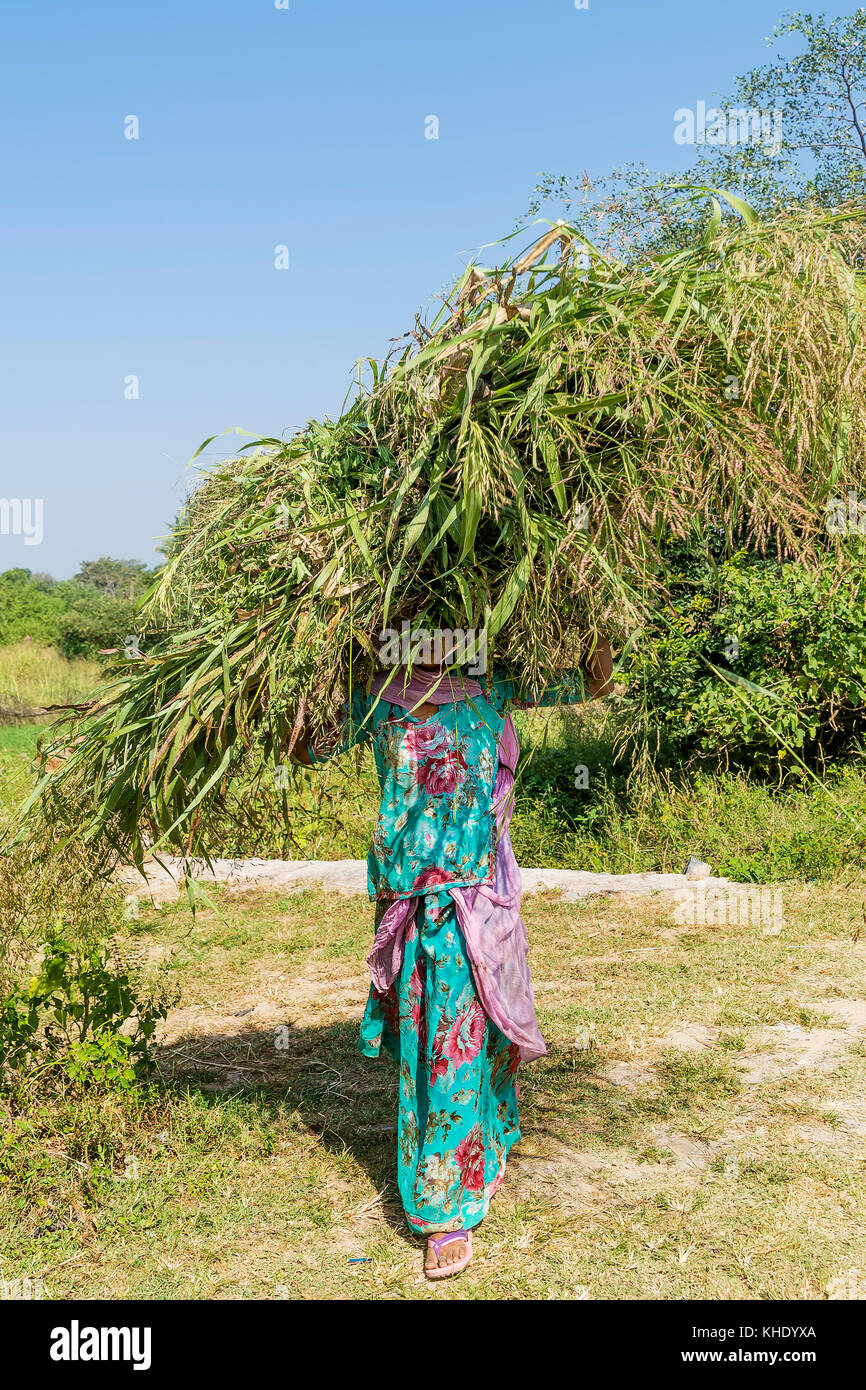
left=624, top=546, right=866, bottom=775
left=0, top=839, right=176, bottom=1091
left=0, top=927, right=174, bottom=1088
left=56, top=588, right=138, bottom=661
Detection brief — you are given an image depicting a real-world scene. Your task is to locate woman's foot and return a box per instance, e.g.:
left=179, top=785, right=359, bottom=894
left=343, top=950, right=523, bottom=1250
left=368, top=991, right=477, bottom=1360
left=424, top=1229, right=472, bottom=1279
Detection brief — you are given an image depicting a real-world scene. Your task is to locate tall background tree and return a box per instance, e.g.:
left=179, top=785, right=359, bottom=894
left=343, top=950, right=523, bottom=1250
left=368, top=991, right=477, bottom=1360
left=528, top=9, right=866, bottom=252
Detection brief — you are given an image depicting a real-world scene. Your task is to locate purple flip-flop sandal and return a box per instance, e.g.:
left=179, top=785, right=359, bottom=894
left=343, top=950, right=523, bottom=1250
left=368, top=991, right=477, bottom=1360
left=425, top=1229, right=473, bottom=1279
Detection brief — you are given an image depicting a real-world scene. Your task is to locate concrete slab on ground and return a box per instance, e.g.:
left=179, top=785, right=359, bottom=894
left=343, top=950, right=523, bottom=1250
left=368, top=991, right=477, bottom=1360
left=118, top=856, right=731, bottom=905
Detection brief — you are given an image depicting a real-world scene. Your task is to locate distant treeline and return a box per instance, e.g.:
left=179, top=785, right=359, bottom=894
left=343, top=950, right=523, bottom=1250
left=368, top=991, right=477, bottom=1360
left=0, top=559, right=159, bottom=660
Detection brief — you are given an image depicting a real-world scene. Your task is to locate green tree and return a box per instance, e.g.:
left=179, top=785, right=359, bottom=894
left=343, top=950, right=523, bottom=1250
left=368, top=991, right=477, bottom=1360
left=527, top=9, right=866, bottom=252
left=73, top=556, right=154, bottom=599
left=56, top=558, right=158, bottom=659
left=692, top=8, right=866, bottom=210
left=57, top=588, right=139, bottom=661
left=0, top=560, right=158, bottom=658
left=0, top=569, right=66, bottom=646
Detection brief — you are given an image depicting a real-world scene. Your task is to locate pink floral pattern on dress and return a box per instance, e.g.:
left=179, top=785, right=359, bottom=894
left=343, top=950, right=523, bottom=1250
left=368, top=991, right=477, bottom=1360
left=408, top=963, right=424, bottom=1031
left=442, top=1000, right=485, bottom=1068
left=412, top=865, right=457, bottom=891
left=403, top=721, right=467, bottom=796
left=455, top=1125, right=487, bottom=1192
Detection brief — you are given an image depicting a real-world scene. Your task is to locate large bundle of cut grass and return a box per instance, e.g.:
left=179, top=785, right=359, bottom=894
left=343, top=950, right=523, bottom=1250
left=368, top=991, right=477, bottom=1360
left=18, top=195, right=866, bottom=868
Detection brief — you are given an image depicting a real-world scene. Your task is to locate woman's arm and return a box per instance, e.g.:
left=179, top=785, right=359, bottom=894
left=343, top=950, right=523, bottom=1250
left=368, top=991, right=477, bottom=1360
left=286, top=686, right=376, bottom=767
left=583, top=635, right=614, bottom=699
left=290, top=729, right=315, bottom=766
left=490, top=634, right=615, bottom=709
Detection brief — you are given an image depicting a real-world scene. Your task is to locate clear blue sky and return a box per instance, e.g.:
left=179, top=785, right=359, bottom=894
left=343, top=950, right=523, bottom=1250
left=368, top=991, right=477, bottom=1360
left=0, top=0, right=850, bottom=576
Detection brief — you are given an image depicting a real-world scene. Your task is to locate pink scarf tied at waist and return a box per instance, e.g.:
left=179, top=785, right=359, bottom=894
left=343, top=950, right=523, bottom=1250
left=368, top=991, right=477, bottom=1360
left=364, top=668, right=547, bottom=1063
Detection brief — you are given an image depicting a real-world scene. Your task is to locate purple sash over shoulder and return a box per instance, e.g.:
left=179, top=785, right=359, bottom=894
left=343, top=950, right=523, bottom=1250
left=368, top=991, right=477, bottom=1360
left=365, top=668, right=547, bottom=1063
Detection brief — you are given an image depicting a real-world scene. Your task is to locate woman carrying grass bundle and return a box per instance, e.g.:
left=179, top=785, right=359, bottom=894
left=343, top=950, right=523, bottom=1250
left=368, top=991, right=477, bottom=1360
left=293, top=640, right=613, bottom=1278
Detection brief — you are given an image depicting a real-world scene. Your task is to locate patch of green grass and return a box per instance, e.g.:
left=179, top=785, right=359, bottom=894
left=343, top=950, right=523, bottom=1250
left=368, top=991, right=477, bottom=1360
left=0, top=721, right=40, bottom=820
left=649, top=1051, right=742, bottom=1116
left=0, top=724, right=39, bottom=755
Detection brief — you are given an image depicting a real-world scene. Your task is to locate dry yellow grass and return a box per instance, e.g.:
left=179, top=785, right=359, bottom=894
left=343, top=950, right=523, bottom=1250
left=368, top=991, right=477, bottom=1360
left=0, top=643, right=100, bottom=716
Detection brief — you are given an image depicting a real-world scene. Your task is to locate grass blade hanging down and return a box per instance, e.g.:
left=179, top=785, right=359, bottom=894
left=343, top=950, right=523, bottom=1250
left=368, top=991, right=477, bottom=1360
left=458, top=458, right=484, bottom=564
left=488, top=542, right=538, bottom=639
left=535, top=430, right=568, bottom=516
left=11, top=194, right=866, bottom=867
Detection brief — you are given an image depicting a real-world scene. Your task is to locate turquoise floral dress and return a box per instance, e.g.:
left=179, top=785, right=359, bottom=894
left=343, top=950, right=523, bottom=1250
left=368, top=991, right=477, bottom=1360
left=310, top=673, right=584, bottom=1233
left=361, top=890, right=522, bottom=1233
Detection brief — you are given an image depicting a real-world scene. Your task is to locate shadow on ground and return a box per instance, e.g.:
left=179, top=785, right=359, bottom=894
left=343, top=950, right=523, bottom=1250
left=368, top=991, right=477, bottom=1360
left=151, top=1018, right=647, bottom=1239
